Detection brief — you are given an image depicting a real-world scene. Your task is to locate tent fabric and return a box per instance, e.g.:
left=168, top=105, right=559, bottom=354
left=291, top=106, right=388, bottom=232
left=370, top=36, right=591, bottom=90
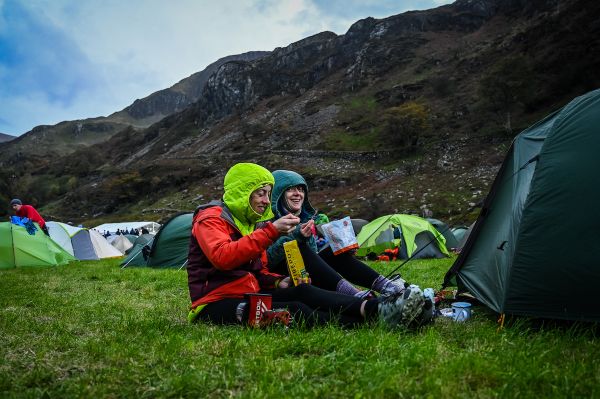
left=444, top=88, right=600, bottom=322
left=47, top=221, right=122, bottom=260
left=121, top=213, right=192, bottom=268
left=426, top=218, right=460, bottom=250
left=94, top=221, right=161, bottom=234
left=121, top=234, right=154, bottom=263
left=108, top=235, right=133, bottom=254
left=356, top=214, right=449, bottom=259
left=0, top=222, right=75, bottom=268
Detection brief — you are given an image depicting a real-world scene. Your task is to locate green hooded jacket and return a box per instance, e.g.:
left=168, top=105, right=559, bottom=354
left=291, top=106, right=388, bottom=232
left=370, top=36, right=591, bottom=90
left=222, top=163, right=275, bottom=236
left=267, top=170, right=318, bottom=267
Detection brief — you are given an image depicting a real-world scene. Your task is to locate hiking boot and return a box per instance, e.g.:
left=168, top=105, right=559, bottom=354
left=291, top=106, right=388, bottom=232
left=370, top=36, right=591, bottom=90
left=379, top=274, right=409, bottom=297
left=378, top=286, right=425, bottom=328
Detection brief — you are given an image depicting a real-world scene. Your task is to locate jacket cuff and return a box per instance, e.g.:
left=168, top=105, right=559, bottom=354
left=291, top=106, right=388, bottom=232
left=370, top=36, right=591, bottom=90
left=264, top=222, right=279, bottom=240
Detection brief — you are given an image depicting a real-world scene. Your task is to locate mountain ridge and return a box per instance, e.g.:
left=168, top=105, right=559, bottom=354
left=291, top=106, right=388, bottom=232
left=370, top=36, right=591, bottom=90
left=2, top=0, right=599, bottom=225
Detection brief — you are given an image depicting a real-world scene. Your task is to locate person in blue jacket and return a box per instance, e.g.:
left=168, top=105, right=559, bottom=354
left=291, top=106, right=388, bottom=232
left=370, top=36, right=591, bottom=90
left=267, top=170, right=413, bottom=299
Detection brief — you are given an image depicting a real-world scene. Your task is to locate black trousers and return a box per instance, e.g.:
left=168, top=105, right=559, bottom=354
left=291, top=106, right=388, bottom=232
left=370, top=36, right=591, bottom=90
left=199, top=284, right=378, bottom=328
left=270, top=244, right=381, bottom=291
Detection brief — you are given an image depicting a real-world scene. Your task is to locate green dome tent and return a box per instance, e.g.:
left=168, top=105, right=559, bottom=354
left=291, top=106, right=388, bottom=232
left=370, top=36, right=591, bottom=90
left=444, top=88, right=600, bottom=322
left=121, top=213, right=192, bottom=268
left=356, top=214, right=449, bottom=259
left=0, top=222, right=75, bottom=268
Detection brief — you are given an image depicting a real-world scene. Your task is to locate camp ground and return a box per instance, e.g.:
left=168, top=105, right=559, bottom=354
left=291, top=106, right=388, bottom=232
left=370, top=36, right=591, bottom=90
left=0, top=222, right=75, bottom=268
left=356, top=214, right=450, bottom=259
left=444, top=88, right=600, bottom=323
left=46, top=221, right=123, bottom=260
left=94, top=221, right=161, bottom=235
left=121, top=213, right=192, bottom=268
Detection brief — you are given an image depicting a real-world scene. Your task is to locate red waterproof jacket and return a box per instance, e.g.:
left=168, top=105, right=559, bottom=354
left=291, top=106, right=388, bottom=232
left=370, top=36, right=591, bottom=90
left=187, top=202, right=283, bottom=309
left=16, top=205, right=46, bottom=228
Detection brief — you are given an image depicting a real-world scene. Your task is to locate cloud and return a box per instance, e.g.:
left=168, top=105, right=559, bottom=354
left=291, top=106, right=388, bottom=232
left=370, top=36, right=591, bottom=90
left=0, top=0, right=452, bottom=136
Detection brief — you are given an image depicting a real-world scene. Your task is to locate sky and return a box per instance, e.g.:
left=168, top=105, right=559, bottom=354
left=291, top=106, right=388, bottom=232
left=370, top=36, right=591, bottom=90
left=0, top=0, right=452, bottom=136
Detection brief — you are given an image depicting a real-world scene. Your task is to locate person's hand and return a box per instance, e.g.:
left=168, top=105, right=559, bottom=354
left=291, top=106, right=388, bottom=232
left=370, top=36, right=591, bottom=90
left=272, top=214, right=300, bottom=235
left=299, top=219, right=314, bottom=238
left=277, top=277, right=291, bottom=289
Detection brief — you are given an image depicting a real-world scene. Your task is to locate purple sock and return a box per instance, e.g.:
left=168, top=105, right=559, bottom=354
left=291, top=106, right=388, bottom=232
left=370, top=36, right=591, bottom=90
left=336, top=279, right=360, bottom=296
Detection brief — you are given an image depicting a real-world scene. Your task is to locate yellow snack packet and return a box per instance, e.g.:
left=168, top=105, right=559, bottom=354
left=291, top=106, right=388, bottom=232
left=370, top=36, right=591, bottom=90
left=283, top=240, right=307, bottom=286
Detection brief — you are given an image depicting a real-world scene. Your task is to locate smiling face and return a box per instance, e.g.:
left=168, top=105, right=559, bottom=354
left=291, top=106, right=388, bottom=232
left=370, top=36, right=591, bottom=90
left=250, top=185, right=272, bottom=215
left=284, top=185, right=305, bottom=214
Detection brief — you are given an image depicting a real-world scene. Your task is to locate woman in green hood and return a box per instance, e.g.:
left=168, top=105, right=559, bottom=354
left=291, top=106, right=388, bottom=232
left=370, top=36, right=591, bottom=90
left=187, top=163, right=429, bottom=328
left=267, top=170, right=413, bottom=299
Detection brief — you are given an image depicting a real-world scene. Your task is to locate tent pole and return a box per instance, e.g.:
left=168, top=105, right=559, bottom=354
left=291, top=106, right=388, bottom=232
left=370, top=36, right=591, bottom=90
left=10, top=222, right=17, bottom=268
left=178, top=259, right=188, bottom=271
left=121, top=236, right=155, bottom=269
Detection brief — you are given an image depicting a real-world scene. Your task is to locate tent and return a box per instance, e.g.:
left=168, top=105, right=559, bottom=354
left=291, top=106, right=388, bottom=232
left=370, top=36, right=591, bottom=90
left=426, top=218, right=459, bottom=250
left=46, top=222, right=123, bottom=260
left=356, top=214, right=449, bottom=259
left=107, top=234, right=134, bottom=254
left=121, top=213, right=192, bottom=268
left=452, top=223, right=474, bottom=251
left=444, top=89, right=600, bottom=322
left=351, top=218, right=370, bottom=235
left=0, top=222, right=75, bottom=268
left=94, top=221, right=161, bottom=235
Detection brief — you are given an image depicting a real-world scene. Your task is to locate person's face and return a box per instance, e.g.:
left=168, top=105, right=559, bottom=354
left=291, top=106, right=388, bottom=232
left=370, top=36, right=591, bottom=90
left=250, top=185, right=272, bottom=215
left=11, top=204, right=21, bottom=212
left=284, top=185, right=305, bottom=213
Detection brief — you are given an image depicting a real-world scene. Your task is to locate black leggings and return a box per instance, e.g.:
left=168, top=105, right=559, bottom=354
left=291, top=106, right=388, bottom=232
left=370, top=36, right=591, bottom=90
left=270, top=244, right=381, bottom=291
left=199, top=284, right=379, bottom=328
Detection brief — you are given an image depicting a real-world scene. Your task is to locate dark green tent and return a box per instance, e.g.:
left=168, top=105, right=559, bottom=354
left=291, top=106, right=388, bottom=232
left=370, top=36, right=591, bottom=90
left=444, top=89, right=600, bottom=322
left=121, top=213, right=192, bottom=268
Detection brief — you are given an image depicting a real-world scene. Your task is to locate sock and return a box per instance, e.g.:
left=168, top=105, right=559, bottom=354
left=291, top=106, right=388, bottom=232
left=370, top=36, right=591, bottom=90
left=336, top=279, right=361, bottom=296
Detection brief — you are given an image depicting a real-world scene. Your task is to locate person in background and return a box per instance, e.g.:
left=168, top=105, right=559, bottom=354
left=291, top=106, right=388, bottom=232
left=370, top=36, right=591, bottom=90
left=267, top=170, right=416, bottom=299
left=10, top=199, right=49, bottom=235
left=186, top=162, right=427, bottom=328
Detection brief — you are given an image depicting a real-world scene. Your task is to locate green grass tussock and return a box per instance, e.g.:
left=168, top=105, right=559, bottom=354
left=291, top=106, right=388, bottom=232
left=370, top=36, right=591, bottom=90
left=1, top=258, right=599, bottom=398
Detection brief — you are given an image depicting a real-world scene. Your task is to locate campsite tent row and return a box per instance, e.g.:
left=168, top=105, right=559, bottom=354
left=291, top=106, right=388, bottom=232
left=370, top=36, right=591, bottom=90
left=47, top=222, right=122, bottom=260
left=122, top=212, right=456, bottom=269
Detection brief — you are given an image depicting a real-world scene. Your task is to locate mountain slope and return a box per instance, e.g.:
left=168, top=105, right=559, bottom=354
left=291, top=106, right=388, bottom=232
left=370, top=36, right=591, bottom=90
left=0, top=51, right=270, bottom=164
left=3, top=0, right=599, bottom=224
left=0, top=132, right=15, bottom=143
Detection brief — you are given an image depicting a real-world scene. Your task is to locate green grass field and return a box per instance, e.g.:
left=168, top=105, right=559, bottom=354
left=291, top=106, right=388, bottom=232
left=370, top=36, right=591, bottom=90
left=1, top=258, right=599, bottom=398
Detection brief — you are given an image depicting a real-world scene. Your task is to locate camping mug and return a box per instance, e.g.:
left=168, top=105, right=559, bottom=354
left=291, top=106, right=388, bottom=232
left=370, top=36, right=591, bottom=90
left=245, top=293, right=272, bottom=328
left=451, top=302, right=472, bottom=322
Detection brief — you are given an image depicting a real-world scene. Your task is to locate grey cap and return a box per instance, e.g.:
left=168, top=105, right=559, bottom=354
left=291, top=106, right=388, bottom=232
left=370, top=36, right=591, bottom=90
left=10, top=199, right=22, bottom=206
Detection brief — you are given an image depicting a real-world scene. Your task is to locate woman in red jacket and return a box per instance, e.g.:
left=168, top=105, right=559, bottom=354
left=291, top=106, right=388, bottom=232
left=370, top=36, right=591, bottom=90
left=187, top=163, right=427, bottom=328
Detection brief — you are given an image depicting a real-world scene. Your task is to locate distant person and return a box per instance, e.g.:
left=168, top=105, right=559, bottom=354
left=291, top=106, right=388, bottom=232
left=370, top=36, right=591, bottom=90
left=10, top=199, right=48, bottom=235
left=141, top=227, right=150, bottom=235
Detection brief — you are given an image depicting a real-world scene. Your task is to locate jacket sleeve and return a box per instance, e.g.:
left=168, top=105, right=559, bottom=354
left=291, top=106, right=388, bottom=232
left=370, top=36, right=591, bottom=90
left=266, top=224, right=312, bottom=266
left=194, top=215, right=280, bottom=271
left=256, top=251, right=285, bottom=288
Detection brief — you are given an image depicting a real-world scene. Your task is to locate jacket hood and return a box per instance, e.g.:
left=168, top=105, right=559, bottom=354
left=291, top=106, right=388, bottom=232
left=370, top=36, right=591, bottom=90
left=223, top=163, right=275, bottom=235
left=271, top=170, right=316, bottom=220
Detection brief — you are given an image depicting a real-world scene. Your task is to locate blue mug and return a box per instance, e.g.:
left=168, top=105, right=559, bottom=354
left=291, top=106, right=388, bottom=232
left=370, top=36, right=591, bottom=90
left=451, top=302, right=472, bottom=322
